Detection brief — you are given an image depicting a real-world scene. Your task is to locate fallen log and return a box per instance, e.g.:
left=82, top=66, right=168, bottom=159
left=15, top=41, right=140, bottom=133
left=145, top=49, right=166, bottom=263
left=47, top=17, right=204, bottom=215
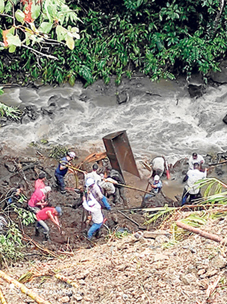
left=0, top=270, right=51, bottom=304
left=0, top=287, right=7, bottom=304
left=176, top=221, right=223, bottom=243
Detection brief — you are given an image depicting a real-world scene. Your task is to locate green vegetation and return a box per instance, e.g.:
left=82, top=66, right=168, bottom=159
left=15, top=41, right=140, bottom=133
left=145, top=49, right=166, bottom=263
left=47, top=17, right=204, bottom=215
left=0, top=0, right=226, bottom=88
left=0, top=206, right=36, bottom=262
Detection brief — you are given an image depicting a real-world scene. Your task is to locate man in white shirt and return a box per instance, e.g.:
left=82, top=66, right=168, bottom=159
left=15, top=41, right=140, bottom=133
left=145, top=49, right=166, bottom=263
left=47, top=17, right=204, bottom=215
left=188, top=152, right=205, bottom=171
left=85, top=163, right=102, bottom=185
left=181, top=163, right=207, bottom=205
left=82, top=193, right=104, bottom=239
left=150, top=156, right=165, bottom=177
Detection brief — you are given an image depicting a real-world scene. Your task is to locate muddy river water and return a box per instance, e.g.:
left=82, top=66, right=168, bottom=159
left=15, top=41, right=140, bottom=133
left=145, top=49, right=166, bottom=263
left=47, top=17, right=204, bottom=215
left=0, top=76, right=227, bottom=199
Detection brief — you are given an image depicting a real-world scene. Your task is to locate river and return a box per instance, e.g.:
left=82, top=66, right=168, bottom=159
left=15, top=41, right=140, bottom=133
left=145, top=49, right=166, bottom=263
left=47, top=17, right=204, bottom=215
left=0, top=75, right=227, bottom=198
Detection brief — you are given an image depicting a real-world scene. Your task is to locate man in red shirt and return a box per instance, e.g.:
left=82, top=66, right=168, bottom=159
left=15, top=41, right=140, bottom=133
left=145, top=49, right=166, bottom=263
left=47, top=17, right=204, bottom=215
left=28, top=186, right=51, bottom=213
left=35, top=206, right=62, bottom=241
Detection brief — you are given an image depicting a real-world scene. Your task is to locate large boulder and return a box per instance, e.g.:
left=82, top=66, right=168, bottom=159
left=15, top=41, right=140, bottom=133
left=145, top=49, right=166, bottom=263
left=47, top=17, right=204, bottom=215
left=187, top=74, right=206, bottom=98
left=210, top=60, right=227, bottom=84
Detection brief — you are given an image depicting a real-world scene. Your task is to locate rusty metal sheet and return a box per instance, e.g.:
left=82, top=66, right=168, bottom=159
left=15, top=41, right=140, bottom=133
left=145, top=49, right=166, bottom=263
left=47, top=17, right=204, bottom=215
left=102, top=130, right=140, bottom=180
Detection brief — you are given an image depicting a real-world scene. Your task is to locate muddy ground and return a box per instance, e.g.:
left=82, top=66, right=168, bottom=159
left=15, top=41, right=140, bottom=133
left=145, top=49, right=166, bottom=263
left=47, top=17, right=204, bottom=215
left=1, top=144, right=227, bottom=253
left=0, top=144, right=177, bottom=253
left=1, top=146, right=227, bottom=303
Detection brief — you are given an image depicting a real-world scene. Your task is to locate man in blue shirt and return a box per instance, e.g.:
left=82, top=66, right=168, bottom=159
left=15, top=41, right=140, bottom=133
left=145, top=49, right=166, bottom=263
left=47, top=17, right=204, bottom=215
left=143, top=175, right=163, bottom=203
left=55, top=151, right=76, bottom=194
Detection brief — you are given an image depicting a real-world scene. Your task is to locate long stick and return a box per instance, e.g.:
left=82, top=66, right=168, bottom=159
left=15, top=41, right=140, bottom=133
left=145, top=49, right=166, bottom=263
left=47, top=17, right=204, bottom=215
left=208, top=160, right=227, bottom=167
left=176, top=221, right=223, bottom=243
left=106, top=180, right=152, bottom=194
left=0, top=270, right=51, bottom=304
left=118, top=210, right=140, bottom=227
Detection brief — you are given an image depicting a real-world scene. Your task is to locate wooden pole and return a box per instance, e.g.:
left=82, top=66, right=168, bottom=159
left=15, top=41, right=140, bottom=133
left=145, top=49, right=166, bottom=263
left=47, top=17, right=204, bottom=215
left=0, top=287, right=7, bottom=304
left=0, top=270, right=51, bottom=304
left=176, top=221, right=223, bottom=243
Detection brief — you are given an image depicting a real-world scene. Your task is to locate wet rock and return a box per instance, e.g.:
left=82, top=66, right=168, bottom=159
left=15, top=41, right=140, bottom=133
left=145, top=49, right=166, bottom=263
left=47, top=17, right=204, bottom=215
left=48, top=95, right=60, bottom=104
left=41, top=104, right=56, bottom=117
left=116, top=90, right=129, bottom=104
left=210, top=60, right=227, bottom=84
left=79, top=93, right=88, bottom=102
left=22, top=105, right=40, bottom=121
left=188, top=84, right=205, bottom=98
left=0, top=117, right=7, bottom=127
left=223, top=113, right=227, bottom=124
left=187, top=74, right=206, bottom=98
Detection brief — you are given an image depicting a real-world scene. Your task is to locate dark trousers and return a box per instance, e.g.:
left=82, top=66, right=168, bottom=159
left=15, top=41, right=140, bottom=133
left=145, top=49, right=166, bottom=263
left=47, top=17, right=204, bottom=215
left=55, top=173, right=65, bottom=191
left=181, top=188, right=202, bottom=206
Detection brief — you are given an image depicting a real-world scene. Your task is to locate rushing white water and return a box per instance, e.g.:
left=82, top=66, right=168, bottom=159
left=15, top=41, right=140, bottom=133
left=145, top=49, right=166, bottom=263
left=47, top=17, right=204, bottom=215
left=0, top=76, right=227, bottom=166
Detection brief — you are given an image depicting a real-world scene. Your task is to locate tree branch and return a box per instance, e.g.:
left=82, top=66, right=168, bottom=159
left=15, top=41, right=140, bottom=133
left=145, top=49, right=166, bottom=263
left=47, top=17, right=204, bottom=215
left=22, top=44, right=59, bottom=60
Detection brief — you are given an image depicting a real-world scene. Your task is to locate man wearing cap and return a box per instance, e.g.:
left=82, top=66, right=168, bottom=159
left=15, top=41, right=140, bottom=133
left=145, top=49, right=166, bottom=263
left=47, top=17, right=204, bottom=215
left=188, top=152, right=205, bottom=171
left=55, top=151, right=76, bottom=194
left=85, top=177, right=111, bottom=210
left=82, top=194, right=104, bottom=240
left=181, top=163, right=207, bottom=205
left=143, top=175, right=163, bottom=203
left=28, top=186, right=51, bottom=214
left=105, top=166, right=129, bottom=207
left=35, top=206, right=62, bottom=241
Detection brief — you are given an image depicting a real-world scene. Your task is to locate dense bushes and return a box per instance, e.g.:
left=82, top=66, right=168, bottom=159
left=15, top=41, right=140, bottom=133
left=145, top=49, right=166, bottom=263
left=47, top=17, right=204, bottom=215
left=0, top=0, right=227, bottom=86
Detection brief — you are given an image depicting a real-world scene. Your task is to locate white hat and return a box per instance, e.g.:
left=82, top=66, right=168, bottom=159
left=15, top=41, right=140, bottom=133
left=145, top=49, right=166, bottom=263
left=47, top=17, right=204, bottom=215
left=68, top=151, right=76, bottom=158
left=86, top=177, right=95, bottom=187
left=154, top=175, right=160, bottom=181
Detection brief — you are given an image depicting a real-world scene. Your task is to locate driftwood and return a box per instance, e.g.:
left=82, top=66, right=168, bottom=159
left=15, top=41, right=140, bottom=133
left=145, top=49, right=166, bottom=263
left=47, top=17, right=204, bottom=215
left=0, top=270, right=51, bottom=304
left=0, top=287, right=7, bottom=304
left=176, top=221, right=223, bottom=243
left=142, top=230, right=171, bottom=239
left=55, top=274, right=79, bottom=288
left=22, top=234, right=59, bottom=258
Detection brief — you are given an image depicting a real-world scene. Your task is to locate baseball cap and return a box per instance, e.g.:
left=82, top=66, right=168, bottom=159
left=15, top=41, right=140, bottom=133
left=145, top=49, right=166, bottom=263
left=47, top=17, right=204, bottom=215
left=55, top=206, right=62, bottom=216
left=68, top=152, right=76, bottom=158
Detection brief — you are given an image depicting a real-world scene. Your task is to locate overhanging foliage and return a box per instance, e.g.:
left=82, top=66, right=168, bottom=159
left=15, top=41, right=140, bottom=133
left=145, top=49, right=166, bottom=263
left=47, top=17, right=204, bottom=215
left=0, top=0, right=226, bottom=86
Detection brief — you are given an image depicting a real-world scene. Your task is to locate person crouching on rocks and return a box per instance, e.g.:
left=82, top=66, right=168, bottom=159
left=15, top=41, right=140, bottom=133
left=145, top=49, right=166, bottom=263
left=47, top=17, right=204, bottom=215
left=82, top=193, right=104, bottom=240
left=28, top=186, right=51, bottom=214
left=35, top=206, right=62, bottom=241
left=142, top=175, right=162, bottom=206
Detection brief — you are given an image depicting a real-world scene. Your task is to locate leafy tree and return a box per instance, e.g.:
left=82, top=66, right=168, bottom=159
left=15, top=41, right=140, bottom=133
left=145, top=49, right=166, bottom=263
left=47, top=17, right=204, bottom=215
left=0, top=0, right=81, bottom=59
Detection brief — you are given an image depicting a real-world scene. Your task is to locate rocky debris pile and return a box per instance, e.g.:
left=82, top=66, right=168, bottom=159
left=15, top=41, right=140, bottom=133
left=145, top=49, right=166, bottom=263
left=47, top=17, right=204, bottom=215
left=1, top=214, right=227, bottom=304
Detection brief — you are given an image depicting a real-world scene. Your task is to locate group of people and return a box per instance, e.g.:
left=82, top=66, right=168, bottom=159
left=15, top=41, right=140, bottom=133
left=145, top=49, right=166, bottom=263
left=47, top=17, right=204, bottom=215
left=54, top=151, right=130, bottom=240
left=27, top=172, right=62, bottom=241
left=142, top=152, right=207, bottom=206
left=2, top=150, right=208, bottom=242
left=181, top=152, right=207, bottom=205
